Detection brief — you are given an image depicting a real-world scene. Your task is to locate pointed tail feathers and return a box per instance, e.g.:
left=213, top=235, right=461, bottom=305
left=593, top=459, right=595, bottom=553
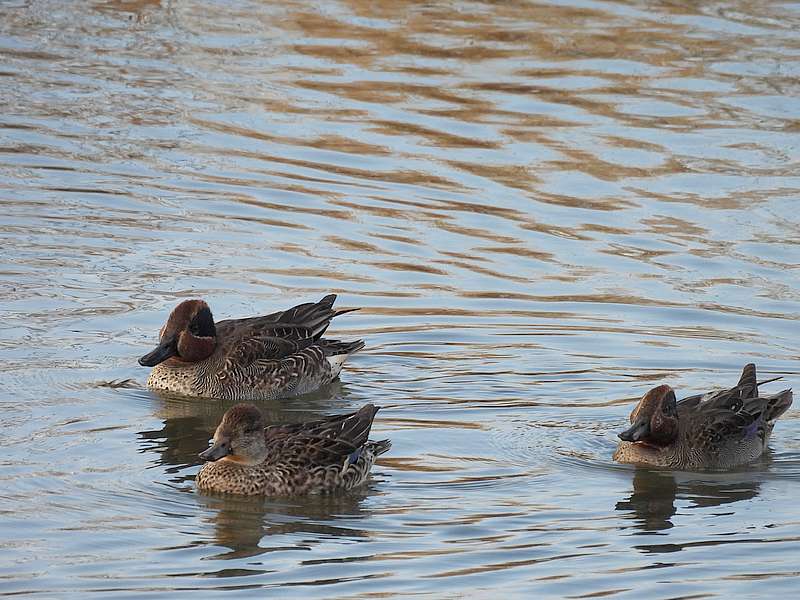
left=736, top=363, right=758, bottom=398
left=320, top=338, right=365, bottom=356
left=368, top=439, right=392, bottom=457
left=765, top=389, right=793, bottom=423
left=276, top=294, right=360, bottom=339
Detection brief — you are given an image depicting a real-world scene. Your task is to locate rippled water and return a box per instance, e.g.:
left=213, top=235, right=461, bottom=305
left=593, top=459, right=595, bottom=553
left=2, top=0, right=800, bottom=597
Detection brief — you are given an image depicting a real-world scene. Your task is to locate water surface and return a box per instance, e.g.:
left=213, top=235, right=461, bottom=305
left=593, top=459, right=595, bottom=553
left=2, top=0, right=800, bottom=597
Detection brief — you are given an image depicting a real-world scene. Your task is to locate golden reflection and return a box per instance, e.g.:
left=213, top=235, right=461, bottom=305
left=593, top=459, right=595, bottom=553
left=379, top=457, right=459, bottom=473
left=447, top=160, right=541, bottom=191
left=93, top=0, right=162, bottom=14
left=381, top=417, right=484, bottom=430
left=369, top=119, right=501, bottom=149
left=435, top=257, right=530, bottom=283
left=324, top=235, right=384, bottom=254
left=309, top=134, right=392, bottom=156
left=370, top=260, right=447, bottom=275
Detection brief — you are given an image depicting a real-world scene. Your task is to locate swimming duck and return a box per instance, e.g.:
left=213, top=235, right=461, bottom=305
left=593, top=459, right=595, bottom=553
left=139, top=294, right=364, bottom=400
left=614, top=363, right=792, bottom=470
left=196, top=403, right=391, bottom=496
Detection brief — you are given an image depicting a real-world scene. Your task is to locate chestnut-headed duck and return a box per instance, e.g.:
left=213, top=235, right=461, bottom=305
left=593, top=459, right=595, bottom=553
left=139, top=294, right=363, bottom=400
left=614, top=363, right=792, bottom=470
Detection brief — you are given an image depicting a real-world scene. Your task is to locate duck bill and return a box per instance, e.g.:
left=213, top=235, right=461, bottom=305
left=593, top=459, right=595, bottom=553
left=618, top=418, right=650, bottom=442
left=199, top=441, right=230, bottom=462
left=138, top=338, right=177, bottom=367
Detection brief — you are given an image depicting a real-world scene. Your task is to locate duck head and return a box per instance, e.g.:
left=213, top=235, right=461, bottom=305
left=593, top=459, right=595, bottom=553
left=618, top=384, right=679, bottom=447
left=138, top=299, right=217, bottom=367
left=199, top=403, right=267, bottom=464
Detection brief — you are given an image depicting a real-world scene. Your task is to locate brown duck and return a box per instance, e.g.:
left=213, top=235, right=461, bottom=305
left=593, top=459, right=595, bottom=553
left=196, top=403, right=391, bottom=496
left=138, top=294, right=363, bottom=400
left=614, top=364, right=792, bottom=470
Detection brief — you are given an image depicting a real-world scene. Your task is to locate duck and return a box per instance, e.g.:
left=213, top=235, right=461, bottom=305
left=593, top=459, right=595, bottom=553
left=613, top=363, right=792, bottom=470
left=138, top=294, right=364, bottom=400
left=195, top=403, right=391, bottom=496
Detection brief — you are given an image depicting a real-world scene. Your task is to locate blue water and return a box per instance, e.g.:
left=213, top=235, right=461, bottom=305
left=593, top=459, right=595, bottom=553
left=1, top=1, right=799, bottom=597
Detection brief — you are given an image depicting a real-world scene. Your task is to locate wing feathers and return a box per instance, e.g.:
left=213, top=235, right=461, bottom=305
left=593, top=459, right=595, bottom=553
left=681, top=364, right=793, bottom=445
left=218, top=295, right=362, bottom=368
left=264, top=404, right=381, bottom=468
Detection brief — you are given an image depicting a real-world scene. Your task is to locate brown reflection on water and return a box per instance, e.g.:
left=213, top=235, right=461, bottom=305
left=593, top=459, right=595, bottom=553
left=196, top=492, right=375, bottom=561
left=616, top=470, right=679, bottom=532
left=616, top=469, right=762, bottom=534
left=8, top=0, right=799, bottom=326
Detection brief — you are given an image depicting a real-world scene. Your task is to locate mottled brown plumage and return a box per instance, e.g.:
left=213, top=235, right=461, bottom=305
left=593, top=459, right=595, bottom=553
left=614, top=364, right=792, bottom=470
left=139, top=295, right=364, bottom=400
left=196, top=403, right=391, bottom=496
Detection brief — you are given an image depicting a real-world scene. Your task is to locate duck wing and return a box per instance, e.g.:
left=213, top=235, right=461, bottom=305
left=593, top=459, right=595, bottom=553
left=680, top=364, right=792, bottom=448
left=221, top=334, right=317, bottom=365
left=678, top=364, right=760, bottom=414
left=217, top=294, right=357, bottom=346
left=215, top=294, right=359, bottom=367
left=264, top=404, right=380, bottom=467
left=684, top=391, right=792, bottom=449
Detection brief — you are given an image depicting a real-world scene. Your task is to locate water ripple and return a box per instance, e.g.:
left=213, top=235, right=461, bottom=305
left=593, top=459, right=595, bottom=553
left=2, top=0, right=800, bottom=597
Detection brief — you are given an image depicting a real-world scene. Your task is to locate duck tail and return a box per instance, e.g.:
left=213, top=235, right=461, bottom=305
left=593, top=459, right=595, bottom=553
left=765, top=389, right=793, bottom=423
left=319, top=338, right=365, bottom=356
left=368, top=439, right=392, bottom=457
left=277, top=294, right=360, bottom=339
left=736, top=363, right=758, bottom=398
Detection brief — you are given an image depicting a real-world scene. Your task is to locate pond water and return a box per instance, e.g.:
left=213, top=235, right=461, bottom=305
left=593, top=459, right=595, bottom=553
left=2, top=0, right=800, bottom=597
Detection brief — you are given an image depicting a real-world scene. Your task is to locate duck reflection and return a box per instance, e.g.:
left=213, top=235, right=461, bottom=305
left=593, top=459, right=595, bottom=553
left=615, top=469, right=678, bottom=532
left=194, top=488, right=376, bottom=560
left=616, top=468, right=762, bottom=534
